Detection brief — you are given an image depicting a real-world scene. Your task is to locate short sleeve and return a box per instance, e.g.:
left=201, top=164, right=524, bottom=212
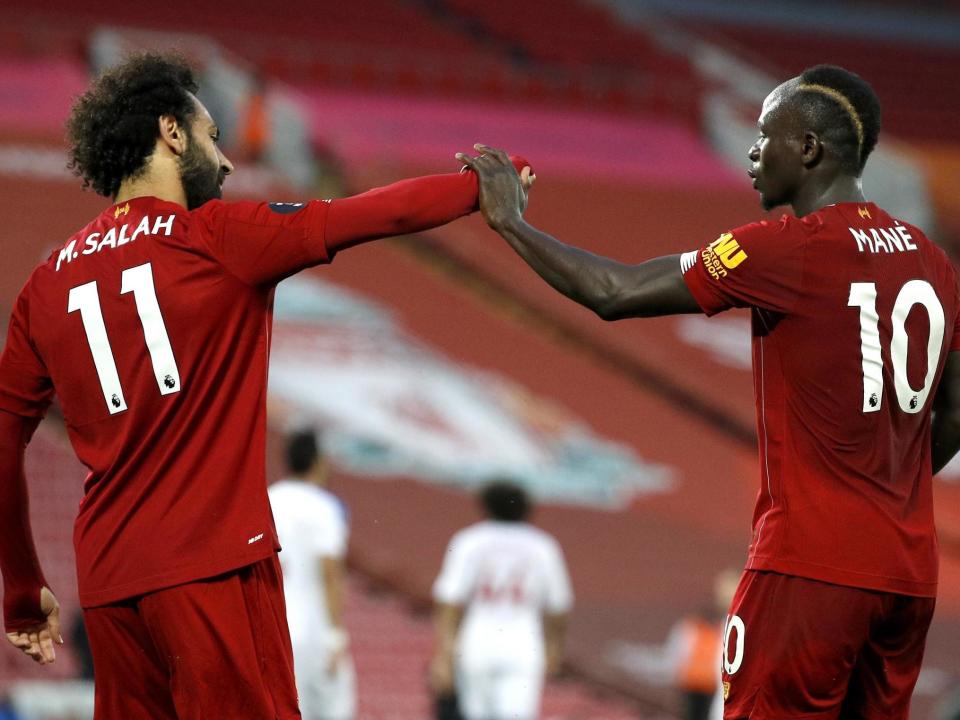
left=681, top=216, right=807, bottom=316
left=192, top=199, right=332, bottom=287
left=542, top=538, right=573, bottom=614
left=433, top=532, right=473, bottom=605
left=0, top=288, right=54, bottom=419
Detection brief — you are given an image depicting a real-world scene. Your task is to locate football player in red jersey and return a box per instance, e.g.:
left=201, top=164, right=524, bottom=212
left=0, top=52, right=530, bottom=719
left=459, top=65, right=960, bottom=719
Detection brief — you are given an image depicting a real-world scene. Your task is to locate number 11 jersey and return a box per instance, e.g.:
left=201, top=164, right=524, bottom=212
left=682, top=202, right=960, bottom=597
left=0, top=196, right=333, bottom=607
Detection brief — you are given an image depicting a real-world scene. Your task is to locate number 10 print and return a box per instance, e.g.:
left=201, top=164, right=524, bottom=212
left=848, top=280, right=944, bottom=414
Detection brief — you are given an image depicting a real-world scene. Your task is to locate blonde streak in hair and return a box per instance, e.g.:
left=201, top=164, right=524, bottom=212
left=798, top=83, right=864, bottom=155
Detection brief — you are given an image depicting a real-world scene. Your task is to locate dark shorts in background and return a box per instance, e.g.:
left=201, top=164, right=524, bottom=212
left=84, top=554, right=300, bottom=720
left=722, top=570, right=934, bottom=719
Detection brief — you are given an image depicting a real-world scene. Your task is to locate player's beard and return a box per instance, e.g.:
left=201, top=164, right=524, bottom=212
left=179, top=136, right=224, bottom=210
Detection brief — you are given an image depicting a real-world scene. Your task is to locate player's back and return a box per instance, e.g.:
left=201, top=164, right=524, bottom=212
left=444, top=521, right=571, bottom=667
left=16, top=197, right=295, bottom=606
left=745, top=202, right=959, bottom=595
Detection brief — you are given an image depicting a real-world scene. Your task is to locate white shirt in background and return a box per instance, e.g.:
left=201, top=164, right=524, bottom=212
left=270, top=480, right=355, bottom=720
left=269, top=480, right=348, bottom=650
left=433, top=520, right=573, bottom=669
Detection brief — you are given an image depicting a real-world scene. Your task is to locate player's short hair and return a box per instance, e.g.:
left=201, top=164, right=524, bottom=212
left=794, top=64, right=881, bottom=176
left=286, top=429, right=320, bottom=475
left=479, top=480, right=531, bottom=522
left=66, top=52, right=200, bottom=198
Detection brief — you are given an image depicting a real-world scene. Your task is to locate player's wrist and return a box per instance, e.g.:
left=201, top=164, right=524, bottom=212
left=3, top=583, right=48, bottom=632
left=490, top=212, right=525, bottom=235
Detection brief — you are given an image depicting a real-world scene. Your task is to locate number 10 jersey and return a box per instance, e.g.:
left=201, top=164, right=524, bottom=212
left=682, top=202, right=960, bottom=597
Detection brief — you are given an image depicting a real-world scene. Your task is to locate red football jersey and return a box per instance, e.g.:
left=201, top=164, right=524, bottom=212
left=0, top=196, right=335, bottom=606
left=683, top=202, right=960, bottom=597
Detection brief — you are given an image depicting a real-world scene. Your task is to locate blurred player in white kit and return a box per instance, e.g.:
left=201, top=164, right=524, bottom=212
left=269, top=430, right=355, bottom=720
left=431, top=480, right=573, bottom=720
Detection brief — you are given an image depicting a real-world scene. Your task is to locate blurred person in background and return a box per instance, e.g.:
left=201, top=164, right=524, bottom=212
left=0, top=691, right=21, bottom=720
left=430, top=480, right=572, bottom=720
left=663, top=569, right=738, bottom=720
left=461, top=64, right=960, bottom=719
left=0, top=51, right=530, bottom=719
left=269, top=430, right=355, bottom=720
left=665, top=606, right=719, bottom=720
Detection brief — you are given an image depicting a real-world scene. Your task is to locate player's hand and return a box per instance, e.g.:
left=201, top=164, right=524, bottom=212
left=429, top=653, right=455, bottom=694
left=456, top=144, right=535, bottom=231
left=5, top=587, right=63, bottom=665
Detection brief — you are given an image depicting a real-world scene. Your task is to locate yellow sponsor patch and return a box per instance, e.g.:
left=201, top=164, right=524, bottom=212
left=723, top=681, right=731, bottom=700
left=711, top=233, right=748, bottom=269
left=701, top=233, right=747, bottom=280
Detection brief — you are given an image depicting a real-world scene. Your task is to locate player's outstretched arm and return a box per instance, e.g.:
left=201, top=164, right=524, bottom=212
left=932, top=351, right=960, bottom=474
left=324, top=155, right=533, bottom=254
left=200, top=155, right=533, bottom=287
left=0, top=410, right=62, bottom=664
left=457, top=144, right=702, bottom=320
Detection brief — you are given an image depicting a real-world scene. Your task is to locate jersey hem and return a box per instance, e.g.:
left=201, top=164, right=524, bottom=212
left=747, top=555, right=937, bottom=597
left=78, top=543, right=278, bottom=607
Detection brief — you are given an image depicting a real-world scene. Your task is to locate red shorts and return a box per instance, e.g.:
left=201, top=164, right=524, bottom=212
left=721, top=570, right=934, bottom=719
left=83, top=555, right=300, bottom=720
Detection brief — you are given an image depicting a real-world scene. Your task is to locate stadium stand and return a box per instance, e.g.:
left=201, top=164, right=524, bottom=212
left=675, top=24, right=960, bottom=145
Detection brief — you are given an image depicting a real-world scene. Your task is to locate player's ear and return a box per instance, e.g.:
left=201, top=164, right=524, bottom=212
left=800, top=130, right=823, bottom=169
left=158, top=114, right=186, bottom=157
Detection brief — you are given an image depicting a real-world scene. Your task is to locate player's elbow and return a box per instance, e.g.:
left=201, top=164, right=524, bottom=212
left=592, top=287, right=642, bottom=321
left=592, top=299, right=624, bottom=322
left=588, top=276, right=632, bottom=321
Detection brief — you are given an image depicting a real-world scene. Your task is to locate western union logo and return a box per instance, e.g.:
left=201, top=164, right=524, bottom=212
left=114, top=202, right=130, bottom=219
left=858, top=206, right=871, bottom=220
left=709, top=233, right=748, bottom=270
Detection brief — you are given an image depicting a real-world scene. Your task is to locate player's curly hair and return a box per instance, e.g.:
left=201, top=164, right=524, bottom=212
left=796, top=64, right=881, bottom=176
left=66, top=52, right=200, bottom=198
left=480, top=480, right=531, bottom=522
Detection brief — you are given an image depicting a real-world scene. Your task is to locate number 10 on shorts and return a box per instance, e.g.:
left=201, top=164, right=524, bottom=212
left=723, top=614, right=745, bottom=675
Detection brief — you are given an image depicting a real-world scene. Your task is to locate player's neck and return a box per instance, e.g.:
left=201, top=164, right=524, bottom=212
left=115, top=158, right=188, bottom=208
left=791, top=174, right=865, bottom=218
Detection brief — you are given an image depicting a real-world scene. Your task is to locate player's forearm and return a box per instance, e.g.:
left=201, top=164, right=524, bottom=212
left=325, top=171, right=480, bottom=252
left=495, top=216, right=701, bottom=318
left=494, top=216, right=638, bottom=319
left=434, top=603, right=462, bottom=654
left=321, top=556, right=345, bottom=629
left=0, top=411, right=49, bottom=631
left=543, top=612, right=568, bottom=673
left=931, top=409, right=960, bottom=474
left=932, top=352, right=960, bottom=474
